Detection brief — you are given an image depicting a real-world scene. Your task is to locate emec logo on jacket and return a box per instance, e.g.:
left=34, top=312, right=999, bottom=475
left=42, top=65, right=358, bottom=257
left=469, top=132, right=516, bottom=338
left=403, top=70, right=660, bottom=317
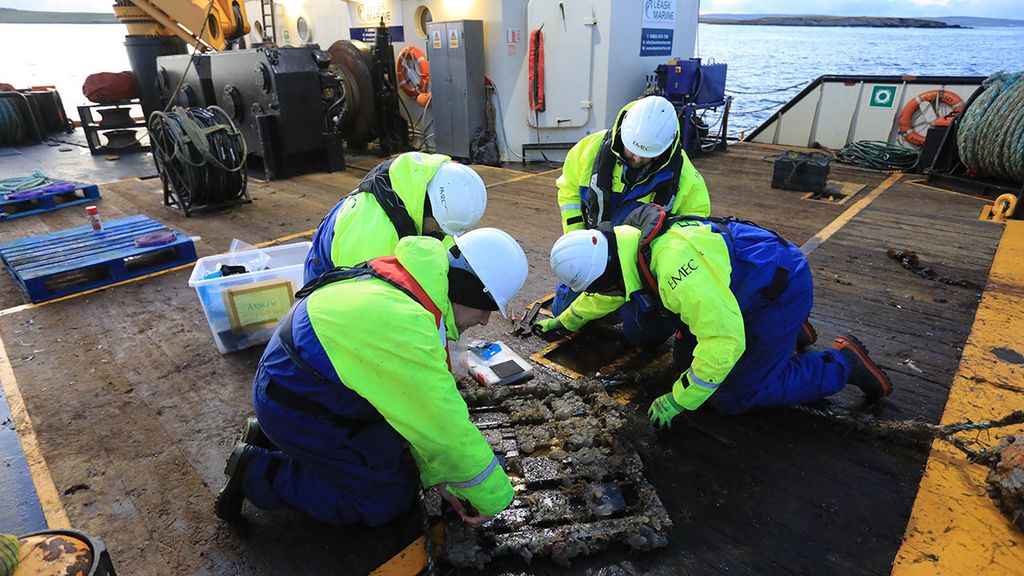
left=666, top=259, right=699, bottom=290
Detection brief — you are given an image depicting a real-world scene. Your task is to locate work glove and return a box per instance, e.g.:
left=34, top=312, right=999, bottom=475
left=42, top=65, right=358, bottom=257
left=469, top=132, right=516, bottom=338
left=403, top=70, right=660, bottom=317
left=648, top=391, right=687, bottom=429
left=435, top=484, right=494, bottom=528
left=533, top=316, right=562, bottom=334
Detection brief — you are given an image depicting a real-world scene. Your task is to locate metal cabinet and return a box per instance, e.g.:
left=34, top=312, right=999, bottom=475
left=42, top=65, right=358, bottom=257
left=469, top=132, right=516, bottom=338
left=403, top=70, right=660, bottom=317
left=426, top=20, right=485, bottom=159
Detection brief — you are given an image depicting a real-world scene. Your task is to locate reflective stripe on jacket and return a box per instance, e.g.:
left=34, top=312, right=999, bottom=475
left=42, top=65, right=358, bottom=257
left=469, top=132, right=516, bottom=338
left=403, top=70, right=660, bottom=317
left=557, top=220, right=803, bottom=410
left=275, top=236, right=514, bottom=515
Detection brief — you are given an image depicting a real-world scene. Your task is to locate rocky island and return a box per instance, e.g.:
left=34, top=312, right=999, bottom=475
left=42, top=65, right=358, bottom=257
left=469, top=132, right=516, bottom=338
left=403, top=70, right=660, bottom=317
left=699, top=16, right=961, bottom=28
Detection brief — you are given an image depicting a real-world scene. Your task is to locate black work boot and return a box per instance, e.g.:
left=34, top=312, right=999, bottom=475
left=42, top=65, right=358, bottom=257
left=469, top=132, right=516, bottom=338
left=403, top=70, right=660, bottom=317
left=241, top=417, right=277, bottom=450
left=796, top=319, right=818, bottom=350
left=215, top=442, right=258, bottom=522
left=832, top=335, right=893, bottom=401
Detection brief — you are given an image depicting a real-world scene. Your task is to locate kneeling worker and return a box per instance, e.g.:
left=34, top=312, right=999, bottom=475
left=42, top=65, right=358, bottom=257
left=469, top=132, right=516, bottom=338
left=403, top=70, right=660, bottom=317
left=545, top=204, right=892, bottom=425
left=216, top=228, right=529, bottom=527
left=305, top=152, right=488, bottom=281
left=553, top=95, right=711, bottom=346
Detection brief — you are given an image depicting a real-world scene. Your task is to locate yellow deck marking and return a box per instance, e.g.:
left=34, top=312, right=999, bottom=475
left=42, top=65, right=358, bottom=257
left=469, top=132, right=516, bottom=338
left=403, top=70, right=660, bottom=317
left=369, top=522, right=444, bottom=576
left=98, top=176, right=142, bottom=186
left=0, top=226, right=319, bottom=528
left=530, top=338, right=584, bottom=380
left=800, top=172, right=902, bottom=254
left=474, top=164, right=535, bottom=176
left=798, top=180, right=865, bottom=206
left=519, top=293, right=590, bottom=380
left=0, top=228, right=318, bottom=318
left=487, top=167, right=561, bottom=189
left=905, top=178, right=995, bottom=202
left=527, top=298, right=586, bottom=381
left=254, top=228, right=317, bottom=247
left=0, top=335, right=70, bottom=528
left=891, top=220, right=1024, bottom=575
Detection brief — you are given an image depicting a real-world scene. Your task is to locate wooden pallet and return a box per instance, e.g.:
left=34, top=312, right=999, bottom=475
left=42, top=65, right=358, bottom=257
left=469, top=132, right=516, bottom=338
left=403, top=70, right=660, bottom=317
left=0, top=215, right=196, bottom=303
left=0, top=182, right=101, bottom=221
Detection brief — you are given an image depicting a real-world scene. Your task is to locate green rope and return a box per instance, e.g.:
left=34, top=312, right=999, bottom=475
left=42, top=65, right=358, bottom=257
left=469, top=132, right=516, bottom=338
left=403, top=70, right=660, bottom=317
left=835, top=140, right=919, bottom=172
left=0, top=99, right=25, bottom=147
left=957, top=71, right=1024, bottom=183
left=0, top=171, right=53, bottom=196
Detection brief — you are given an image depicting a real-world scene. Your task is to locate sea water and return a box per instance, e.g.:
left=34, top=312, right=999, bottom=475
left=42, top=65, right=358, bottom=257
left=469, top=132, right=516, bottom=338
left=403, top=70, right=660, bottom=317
left=697, top=23, right=1024, bottom=135
left=1, top=24, right=130, bottom=110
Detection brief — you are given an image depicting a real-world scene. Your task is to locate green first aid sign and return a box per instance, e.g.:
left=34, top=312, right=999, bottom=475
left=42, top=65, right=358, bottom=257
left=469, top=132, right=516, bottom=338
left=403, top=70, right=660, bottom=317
left=869, top=86, right=898, bottom=108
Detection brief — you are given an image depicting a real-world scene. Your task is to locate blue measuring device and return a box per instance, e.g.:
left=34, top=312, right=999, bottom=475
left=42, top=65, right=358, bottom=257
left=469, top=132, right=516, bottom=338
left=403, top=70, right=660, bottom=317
left=479, top=341, right=502, bottom=360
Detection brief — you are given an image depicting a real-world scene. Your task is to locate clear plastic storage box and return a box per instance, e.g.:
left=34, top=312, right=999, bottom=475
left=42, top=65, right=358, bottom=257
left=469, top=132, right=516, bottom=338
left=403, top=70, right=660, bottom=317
left=188, top=242, right=311, bottom=353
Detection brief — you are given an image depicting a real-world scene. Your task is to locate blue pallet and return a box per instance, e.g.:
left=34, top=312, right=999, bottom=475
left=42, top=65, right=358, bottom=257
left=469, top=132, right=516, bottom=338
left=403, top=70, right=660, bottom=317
left=0, top=182, right=101, bottom=221
left=0, top=215, right=197, bottom=303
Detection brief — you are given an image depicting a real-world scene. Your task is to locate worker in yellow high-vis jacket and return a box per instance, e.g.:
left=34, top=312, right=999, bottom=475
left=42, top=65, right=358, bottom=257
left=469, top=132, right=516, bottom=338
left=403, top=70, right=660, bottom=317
left=552, top=95, right=711, bottom=346
left=304, top=152, right=487, bottom=282
left=542, top=204, right=892, bottom=424
left=216, top=229, right=528, bottom=527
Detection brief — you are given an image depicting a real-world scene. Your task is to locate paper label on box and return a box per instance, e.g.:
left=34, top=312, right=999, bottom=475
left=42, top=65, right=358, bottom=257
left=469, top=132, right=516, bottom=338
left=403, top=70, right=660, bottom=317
left=224, top=278, right=295, bottom=333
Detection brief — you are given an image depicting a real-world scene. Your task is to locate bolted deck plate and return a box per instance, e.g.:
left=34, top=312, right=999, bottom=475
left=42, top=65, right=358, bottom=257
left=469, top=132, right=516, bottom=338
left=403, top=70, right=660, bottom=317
left=443, top=378, right=672, bottom=569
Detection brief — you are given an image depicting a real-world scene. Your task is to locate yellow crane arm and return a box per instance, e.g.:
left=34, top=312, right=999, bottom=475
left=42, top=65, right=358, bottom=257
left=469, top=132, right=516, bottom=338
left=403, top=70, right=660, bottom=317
left=114, top=0, right=250, bottom=51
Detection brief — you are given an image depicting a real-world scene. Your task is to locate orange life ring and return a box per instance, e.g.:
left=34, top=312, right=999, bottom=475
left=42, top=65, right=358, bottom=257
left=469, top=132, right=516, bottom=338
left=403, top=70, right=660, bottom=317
left=396, top=46, right=430, bottom=104
left=898, top=89, right=964, bottom=147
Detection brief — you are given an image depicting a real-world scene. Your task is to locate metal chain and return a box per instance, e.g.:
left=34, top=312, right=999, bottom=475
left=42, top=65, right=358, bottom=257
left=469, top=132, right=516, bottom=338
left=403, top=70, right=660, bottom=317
left=790, top=404, right=1024, bottom=454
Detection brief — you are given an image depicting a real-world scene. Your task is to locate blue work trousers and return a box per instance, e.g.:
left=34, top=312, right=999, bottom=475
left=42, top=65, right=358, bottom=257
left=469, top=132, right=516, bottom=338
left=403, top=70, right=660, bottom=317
left=552, top=282, right=675, bottom=348
left=240, top=374, right=418, bottom=527
left=676, top=264, right=850, bottom=415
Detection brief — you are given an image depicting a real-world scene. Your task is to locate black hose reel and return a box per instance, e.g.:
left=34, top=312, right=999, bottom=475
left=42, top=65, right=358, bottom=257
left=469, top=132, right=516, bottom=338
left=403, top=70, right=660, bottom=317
left=149, top=105, right=251, bottom=217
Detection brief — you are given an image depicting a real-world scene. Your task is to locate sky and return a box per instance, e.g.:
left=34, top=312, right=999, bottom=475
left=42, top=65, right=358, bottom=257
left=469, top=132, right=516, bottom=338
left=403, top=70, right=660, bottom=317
left=0, top=0, right=1021, bottom=19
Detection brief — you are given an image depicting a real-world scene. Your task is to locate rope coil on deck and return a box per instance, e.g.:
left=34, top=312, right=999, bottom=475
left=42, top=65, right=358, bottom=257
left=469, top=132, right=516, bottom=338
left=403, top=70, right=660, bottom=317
left=0, top=99, right=25, bottom=147
left=957, top=71, right=1024, bottom=183
left=835, top=141, right=919, bottom=172
left=149, top=106, right=247, bottom=213
left=0, top=171, right=53, bottom=196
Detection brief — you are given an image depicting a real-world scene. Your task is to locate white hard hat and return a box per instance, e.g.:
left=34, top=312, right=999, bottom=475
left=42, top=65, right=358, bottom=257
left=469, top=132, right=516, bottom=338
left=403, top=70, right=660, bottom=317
left=451, top=228, right=528, bottom=318
left=426, top=162, right=487, bottom=236
left=549, top=230, right=609, bottom=293
left=620, top=96, right=678, bottom=158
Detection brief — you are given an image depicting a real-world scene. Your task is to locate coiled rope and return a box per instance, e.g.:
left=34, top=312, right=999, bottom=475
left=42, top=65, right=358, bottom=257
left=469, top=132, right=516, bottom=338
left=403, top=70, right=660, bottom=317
left=957, top=71, right=1024, bottom=183
left=835, top=140, right=919, bottom=172
left=0, top=99, right=25, bottom=146
left=149, top=106, right=248, bottom=214
left=0, top=171, right=52, bottom=196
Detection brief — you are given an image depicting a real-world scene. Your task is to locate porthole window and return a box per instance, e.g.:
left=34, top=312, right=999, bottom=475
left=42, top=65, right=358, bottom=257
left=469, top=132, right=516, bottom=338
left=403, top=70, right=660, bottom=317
left=415, top=5, right=432, bottom=39
left=296, top=16, right=312, bottom=43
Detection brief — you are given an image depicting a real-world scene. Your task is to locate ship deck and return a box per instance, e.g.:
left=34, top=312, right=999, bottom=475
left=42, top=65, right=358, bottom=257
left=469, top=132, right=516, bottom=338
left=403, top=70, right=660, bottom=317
left=0, top=140, right=1021, bottom=575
